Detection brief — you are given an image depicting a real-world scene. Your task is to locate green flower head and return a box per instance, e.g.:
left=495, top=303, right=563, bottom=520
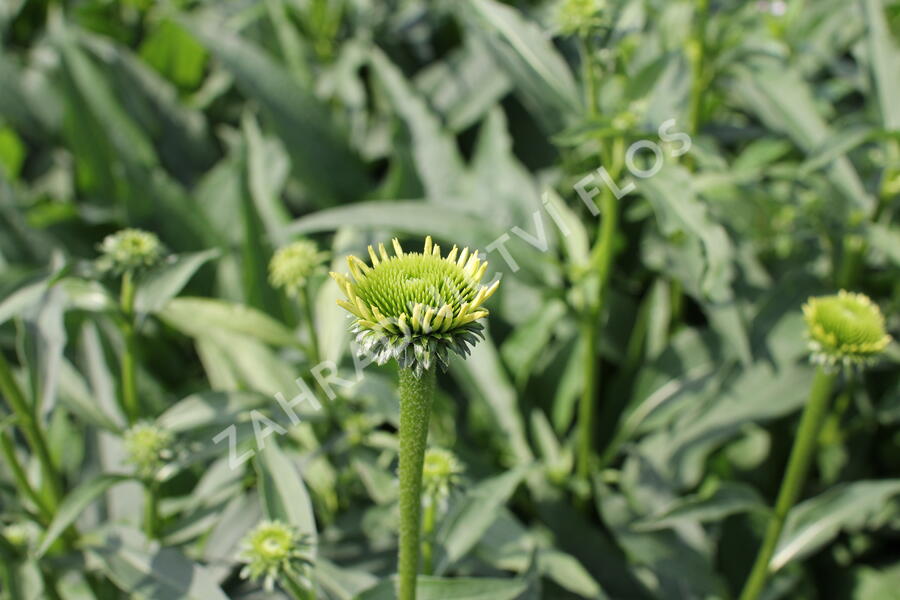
left=98, top=228, right=164, bottom=273
left=238, top=520, right=313, bottom=592
left=269, top=239, right=329, bottom=297
left=803, top=290, right=891, bottom=371
left=557, top=0, right=604, bottom=35
left=330, top=236, right=499, bottom=377
left=422, top=447, right=463, bottom=498
left=123, top=422, right=173, bottom=478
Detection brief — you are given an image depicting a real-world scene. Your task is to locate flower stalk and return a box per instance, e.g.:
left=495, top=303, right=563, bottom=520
left=739, top=367, right=836, bottom=600
left=119, top=269, right=140, bottom=425
left=397, top=367, right=435, bottom=600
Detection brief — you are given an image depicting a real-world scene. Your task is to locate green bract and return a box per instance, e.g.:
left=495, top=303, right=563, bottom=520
left=238, top=520, right=312, bottom=592
left=269, top=239, right=328, bottom=297
left=803, top=290, right=891, bottom=371
left=331, top=236, right=499, bottom=377
left=98, top=228, right=164, bottom=273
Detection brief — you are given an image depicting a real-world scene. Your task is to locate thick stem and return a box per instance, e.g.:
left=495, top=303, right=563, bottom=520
left=0, top=354, right=62, bottom=508
left=739, top=367, right=837, bottom=600
left=396, top=367, right=435, bottom=600
left=119, top=270, right=139, bottom=425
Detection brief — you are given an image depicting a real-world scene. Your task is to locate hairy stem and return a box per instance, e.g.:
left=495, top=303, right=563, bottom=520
left=301, top=285, right=321, bottom=365
left=397, top=367, right=435, bottom=600
left=119, top=270, right=139, bottom=425
left=739, top=367, right=837, bottom=600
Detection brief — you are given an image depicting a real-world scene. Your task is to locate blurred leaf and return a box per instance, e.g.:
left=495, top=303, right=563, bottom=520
left=256, top=438, right=318, bottom=544
left=360, top=575, right=529, bottom=600
left=139, top=19, right=207, bottom=90
left=501, top=298, right=566, bottom=386
left=436, top=465, right=530, bottom=570
left=157, top=391, right=269, bottom=433
left=632, top=482, right=766, bottom=531
left=134, top=249, right=219, bottom=315
left=183, top=14, right=368, bottom=203
left=460, top=0, right=580, bottom=131
left=771, top=480, right=900, bottom=571
left=90, top=527, right=229, bottom=600
left=862, top=0, right=900, bottom=131
left=37, top=473, right=131, bottom=557
left=159, top=297, right=298, bottom=347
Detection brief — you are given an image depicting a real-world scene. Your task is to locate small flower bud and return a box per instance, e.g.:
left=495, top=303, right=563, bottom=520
left=803, top=290, right=892, bottom=371
left=422, top=447, right=463, bottom=499
left=269, top=240, right=328, bottom=297
left=98, top=228, right=164, bottom=273
left=123, top=422, right=174, bottom=479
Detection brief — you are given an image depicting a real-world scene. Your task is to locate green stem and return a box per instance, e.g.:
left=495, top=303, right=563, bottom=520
left=143, top=481, right=160, bottom=539
left=283, top=572, right=314, bottom=600
left=397, top=366, right=435, bottom=600
left=0, top=428, right=53, bottom=522
left=578, top=154, right=621, bottom=480
left=119, top=270, right=139, bottom=424
left=739, top=367, right=837, bottom=600
left=421, top=495, right=437, bottom=575
left=579, top=34, right=597, bottom=118
left=0, top=354, right=62, bottom=508
left=301, top=285, right=321, bottom=365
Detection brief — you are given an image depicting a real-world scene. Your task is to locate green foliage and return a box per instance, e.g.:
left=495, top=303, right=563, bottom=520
left=0, top=0, right=898, bottom=598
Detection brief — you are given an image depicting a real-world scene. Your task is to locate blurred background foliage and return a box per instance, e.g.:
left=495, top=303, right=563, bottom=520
left=0, top=0, right=899, bottom=598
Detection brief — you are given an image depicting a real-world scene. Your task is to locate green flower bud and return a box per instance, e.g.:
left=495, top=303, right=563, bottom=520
left=123, top=422, right=173, bottom=478
left=557, top=0, right=604, bottom=35
left=330, top=236, right=499, bottom=377
left=269, top=239, right=329, bottom=297
left=803, top=290, right=892, bottom=371
left=238, top=520, right=313, bottom=592
left=3, top=521, right=38, bottom=550
left=98, top=228, right=164, bottom=273
left=422, top=447, right=463, bottom=498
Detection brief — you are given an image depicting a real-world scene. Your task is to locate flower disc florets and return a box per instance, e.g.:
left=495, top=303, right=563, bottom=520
left=331, top=236, right=500, bottom=377
left=98, top=228, right=164, bottom=273
left=422, top=447, right=463, bottom=498
left=123, top=422, right=173, bottom=479
left=269, top=240, right=328, bottom=297
left=802, top=290, right=891, bottom=371
left=238, top=520, right=313, bottom=592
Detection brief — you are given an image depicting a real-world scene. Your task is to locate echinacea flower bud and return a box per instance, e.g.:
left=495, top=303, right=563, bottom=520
left=123, top=422, right=173, bottom=478
left=238, top=520, right=313, bottom=592
left=330, top=236, right=500, bottom=377
left=802, top=290, right=891, bottom=371
left=557, top=0, right=603, bottom=35
left=269, top=240, right=329, bottom=297
left=422, top=447, right=463, bottom=498
left=98, top=228, right=164, bottom=273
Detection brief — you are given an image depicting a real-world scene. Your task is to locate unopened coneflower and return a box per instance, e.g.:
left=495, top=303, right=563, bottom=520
left=269, top=240, right=328, bottom=298
left=420, top=447, right=464, bottom=575
left=331, top=236, right=497, bottom=600
left=803, top=290, right=891, bottom=371
left=238, top=520, right=313, bottom=595
left=97, top=228, right=164, bottom=274
left=123, top=421, right=173, bottom=479
left=740, top=291, right=891, bottom=600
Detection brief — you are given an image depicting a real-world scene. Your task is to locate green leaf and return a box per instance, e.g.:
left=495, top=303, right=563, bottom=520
left=771, top=480, right=900, bottom=571
left=436, top=465, right=530, bottom=570
left=500, top=299, right=567, bottom=386
left=37, top=473, right=131, bottom=557
left=156, top=391, right=269, bottom=433
left=139, top=19, right=207, bottom=90
left=862, top=0, right=900, bottom=131
left=256, top=438, right=318, bottom=544
left=359, top=576, right=529, bottom=600
left=460, top=0, right=580, bottom=131
left=182, top=14, right=367, bottom=203
left=90, top=527, right=229, bottom=600
left=158, top=297, right=298, bottom=347
left=632, top=482, right=766, bottom=531
left=134, top=249, right=219, bottom=315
